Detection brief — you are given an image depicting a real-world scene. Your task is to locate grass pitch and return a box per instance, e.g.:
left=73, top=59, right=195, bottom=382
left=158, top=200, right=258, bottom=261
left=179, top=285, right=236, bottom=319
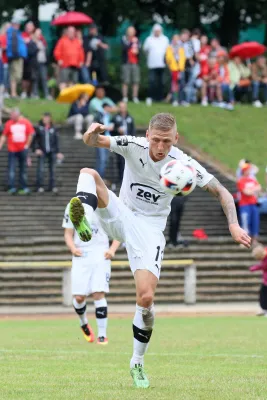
left=1, top=315, right=267, bottom=400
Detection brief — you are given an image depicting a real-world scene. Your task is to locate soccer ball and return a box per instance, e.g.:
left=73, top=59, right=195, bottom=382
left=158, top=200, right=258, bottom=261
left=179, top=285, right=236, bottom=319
left=159, top=160, right=197, bottom=196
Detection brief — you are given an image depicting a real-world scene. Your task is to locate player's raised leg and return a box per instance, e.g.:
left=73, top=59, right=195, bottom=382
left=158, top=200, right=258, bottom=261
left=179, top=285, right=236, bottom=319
left=92, top=292, right=109, bottom=345
left=130, top=270, right=158, bottom=389
left=70, top=168, right=109, bottom=242
left=73, top=295, right=95, bottom=343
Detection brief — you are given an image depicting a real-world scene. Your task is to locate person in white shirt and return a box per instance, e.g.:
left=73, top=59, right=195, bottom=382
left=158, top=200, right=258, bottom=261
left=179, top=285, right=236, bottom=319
left=143, top=24, right=169, bottom=106
left=67, top=113, right=251, bottom=388
left=63, top=203, right=120, bottom=345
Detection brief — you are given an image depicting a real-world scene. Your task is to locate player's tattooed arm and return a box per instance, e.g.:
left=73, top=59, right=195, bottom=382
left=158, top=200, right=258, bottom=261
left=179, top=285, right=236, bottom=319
left=203, top=177, right=238, bottom=225
left=83, top=123, right=111, bottom=149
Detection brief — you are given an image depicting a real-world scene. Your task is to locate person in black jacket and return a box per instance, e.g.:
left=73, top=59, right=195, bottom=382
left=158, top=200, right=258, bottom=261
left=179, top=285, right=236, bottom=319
left=67, top=93, right=93, bottom=140
left=32, top=112, right=64, bottom=193
left=112, top=102, right=135, bottom=182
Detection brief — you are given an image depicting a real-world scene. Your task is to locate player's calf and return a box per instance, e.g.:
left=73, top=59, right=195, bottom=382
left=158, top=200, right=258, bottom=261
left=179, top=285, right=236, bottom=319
left=73, top=296, right=95, bottom=343
left=93, top=294, right=109, bottom=345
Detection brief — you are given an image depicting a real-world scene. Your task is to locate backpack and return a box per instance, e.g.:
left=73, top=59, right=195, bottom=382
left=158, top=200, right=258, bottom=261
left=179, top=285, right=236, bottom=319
left=6, top=27, right=27, bottom=60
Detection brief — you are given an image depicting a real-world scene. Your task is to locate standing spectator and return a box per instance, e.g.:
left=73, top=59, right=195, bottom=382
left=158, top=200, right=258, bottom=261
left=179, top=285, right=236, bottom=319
left=180, top=29, right=199, bottom=105
left=84, top=24, right=109, bottom=84
left=228, top=56, right=251, bottom=103
left=54, top=26, right=85, bottom=90
left=21, top=21, right=37, bottom=98
left=112, top=102, right=135, bottom=182
left=121, top=26, right=140, bottom=104
left=33, top=112, right=63, bottom=193
left=89, top=86, right=117, bottom=117
left=143, top=24, right=169, bottom=106
left=32, top=28, right=50, bottom=99
left=165, top=34, right=186, bottom=106
left=6, top=19, right=27, bottom=98
left=76, top=29, right=90, bottom=84
left=0, top=23, right=11, bottom=97
left=250, top=244, right=267, bottom=316
left=209, top=37, right=223, bottom=57
left=67, top=93, right=93, bottom=139
left=0, top=108, right=34, bottom=194
left=167, top=197, right=188, bottom=248
left=237, top=163, right=261, bottom=245
left=251, top=56, right=267, bottom=108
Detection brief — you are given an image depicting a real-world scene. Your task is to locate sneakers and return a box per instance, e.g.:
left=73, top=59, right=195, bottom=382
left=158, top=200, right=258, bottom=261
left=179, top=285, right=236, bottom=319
left=130, top=364, right=150, bottom=389
left=7, top=188, right=16, bottom=195
left=253, top=100, right=263, bottom=108
left=69, top=197, right=92, bottom=242
left=97, top=336, right=108, bottom=345
left=122, top=97, right=128, bottom=103
left=172, top=100, right=179, bottom=107
left=81, top=324, right=95, bottom=343
left=37, top=187, right=45, bottom=193
left=146, top=97, right=152, bottom=106
left=74, top=132, right=83, bottom=140
left=17, top=188, right=30, bottom=195
left=201, top=99, right=208, bottom=106
left=133, top=97, right=140, bottom=104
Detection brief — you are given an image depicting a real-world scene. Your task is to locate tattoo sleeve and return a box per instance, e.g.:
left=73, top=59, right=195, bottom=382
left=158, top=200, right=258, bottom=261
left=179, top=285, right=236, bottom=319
left=203, top=177, right=238, bottom=225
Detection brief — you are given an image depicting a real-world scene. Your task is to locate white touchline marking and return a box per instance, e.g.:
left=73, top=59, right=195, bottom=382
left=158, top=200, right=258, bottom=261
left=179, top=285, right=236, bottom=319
left=0, top=349, right=264, bottom=359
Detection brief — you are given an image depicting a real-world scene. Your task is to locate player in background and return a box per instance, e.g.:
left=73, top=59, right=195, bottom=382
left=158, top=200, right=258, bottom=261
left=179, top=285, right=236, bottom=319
left=63, top=202, right=120, bottom=345
left=67, top=113, right=251, bottom=388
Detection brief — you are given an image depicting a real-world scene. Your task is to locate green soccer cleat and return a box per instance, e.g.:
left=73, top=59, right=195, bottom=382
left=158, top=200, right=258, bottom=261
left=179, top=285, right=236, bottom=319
left=69, top=197, right=92, bottom=242
left=130, top=364, right=150, bottom=389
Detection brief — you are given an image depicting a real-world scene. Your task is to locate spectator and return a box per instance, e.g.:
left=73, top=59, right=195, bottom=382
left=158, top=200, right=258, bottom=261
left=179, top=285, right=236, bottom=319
left=32, top=112, right=63, bottom=193
left=6, top=19, right=27, bottom=98
left=0, top=23, right=11, bottom=97
left=217, top=51, right=234, bottom=110
left=250, top=244, right=267, bottom=316
left=165, top=34, right=186, bottom=106
left=236, top=159, right=259, bottom=179
left=54, top=26, right=85, bottom=90
left=21, top=21, right=38, bottom=99
left=209, top=37, right=223, bottom=58
left=32, top=28, right=51, bottom=99
left=112, top=101, right=135, bottom=182
left=67, top=93, right=93, bottom=140
left=180, top=29, right=199, bottom=105
left=237, top=163, right=261, bottom=245
left=143, top=24, right=169, bottom=106
left=167, top=196, right=188, bottom=248
left=201, top=57, right=223, bottom=106
left=89, top=85, right=117, bottom=117
left=251, top=56, right=267, bottom=108
left=94, top=103, right=114, bottom=178
left=121, top=26, right=140, bottom=103
left=0, top=108, right=34, bottom=194
left=84, top=24, right=109, bottom=84
left=228, top=56, right=251, bottom=103
left=76, top=29, right=90, bottom=84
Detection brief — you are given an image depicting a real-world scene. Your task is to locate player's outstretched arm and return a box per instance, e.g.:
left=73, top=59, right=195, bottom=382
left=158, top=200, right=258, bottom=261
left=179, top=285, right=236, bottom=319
left=83, top=122, right=111, bottom=149
left=203, top=177, right=251, bottom=248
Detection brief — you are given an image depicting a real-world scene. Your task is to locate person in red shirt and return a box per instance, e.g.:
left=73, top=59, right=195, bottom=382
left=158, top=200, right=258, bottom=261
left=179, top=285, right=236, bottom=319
left=0, top=22, right=10, bottom=96
left=201, top=57, right=223, bottom=105
left=0, top=108, right=34, bottom=194
left=250, top=244, right=267, bottom=315
left=237, top=163, right=261, bottom=244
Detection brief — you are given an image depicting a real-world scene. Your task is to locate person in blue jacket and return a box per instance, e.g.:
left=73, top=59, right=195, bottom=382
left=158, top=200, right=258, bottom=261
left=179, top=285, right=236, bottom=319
left=67, top=93, right=94, bottom=139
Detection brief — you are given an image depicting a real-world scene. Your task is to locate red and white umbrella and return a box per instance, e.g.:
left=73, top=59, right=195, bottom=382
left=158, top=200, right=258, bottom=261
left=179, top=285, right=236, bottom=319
left=229, top=42, right=266, bottom=60
left=52, top=11, right=93, bottom=26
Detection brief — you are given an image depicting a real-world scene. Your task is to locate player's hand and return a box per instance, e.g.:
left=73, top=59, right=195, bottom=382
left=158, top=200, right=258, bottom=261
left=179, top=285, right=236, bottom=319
left=104, top=249, right=115, bottom=260
left=229, top=223, right=251, bottom=248
left=72, top=248, right=82, bottom=257
left=83, top=123, right=107, bottom=146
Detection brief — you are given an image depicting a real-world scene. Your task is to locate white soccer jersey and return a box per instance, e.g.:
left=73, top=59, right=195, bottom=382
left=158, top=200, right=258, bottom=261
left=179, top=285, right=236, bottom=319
left=109, top=136, right=213, bottom=231
left=62, top=204, right=109, bottom=251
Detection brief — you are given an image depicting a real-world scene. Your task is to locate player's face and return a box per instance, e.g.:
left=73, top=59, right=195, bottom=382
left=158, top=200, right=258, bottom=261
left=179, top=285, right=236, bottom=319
left=147, top=128, right=178, bottom=162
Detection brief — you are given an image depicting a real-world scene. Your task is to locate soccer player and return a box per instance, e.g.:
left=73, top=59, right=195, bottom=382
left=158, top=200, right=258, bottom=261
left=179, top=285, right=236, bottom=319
left=68, top=113, right=251, bottom=388
left=63, top=202, right=120, bottom=345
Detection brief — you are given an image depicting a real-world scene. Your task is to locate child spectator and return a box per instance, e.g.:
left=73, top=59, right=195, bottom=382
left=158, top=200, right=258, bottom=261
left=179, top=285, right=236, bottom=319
left=250, top=244, right=267, bottom=316
left=201, top=57, right=223, bottom=106
left=67, top=93, right=93, bottom=139
left=251, top=56, right=267, bottom=108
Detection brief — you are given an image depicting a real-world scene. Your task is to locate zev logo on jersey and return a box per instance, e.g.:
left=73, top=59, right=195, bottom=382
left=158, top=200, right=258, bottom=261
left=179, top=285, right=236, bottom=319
left=130, top=183, right=165, bottom=206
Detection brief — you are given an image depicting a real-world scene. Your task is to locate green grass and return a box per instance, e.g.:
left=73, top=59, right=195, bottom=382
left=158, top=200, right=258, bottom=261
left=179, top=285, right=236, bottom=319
left=5, top=99, right=267, bottom=183
left=1, top=316, right=267, bottom=399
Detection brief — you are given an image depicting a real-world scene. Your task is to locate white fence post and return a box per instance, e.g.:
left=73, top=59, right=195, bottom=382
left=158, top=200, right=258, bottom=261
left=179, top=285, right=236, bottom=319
left=62, top=269, right=72, bottom=306
left=184, top=263, right=196, bottom=305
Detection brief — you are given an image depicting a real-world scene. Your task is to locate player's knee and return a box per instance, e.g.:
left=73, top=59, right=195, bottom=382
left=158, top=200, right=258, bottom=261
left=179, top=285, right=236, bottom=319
left=92, top=292, right=105, bottom=301
left=80, top=168, right=99, bottom=180
left=74, top=295, right=86, bottom=304
left=138, top=291, right=154, bottom=308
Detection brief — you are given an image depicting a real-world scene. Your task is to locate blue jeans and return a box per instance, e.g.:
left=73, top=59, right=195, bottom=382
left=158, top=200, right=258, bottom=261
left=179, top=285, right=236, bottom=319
left=96, top=148, right=110, bottom=178
left=3, top=64, right=9, bottom=90
left=33, top=63, right=49, bottom=97
left=239, top=204, right=260, bottom=237
left=221, top=84, right=234, bottom=103
left=0, top=60, right=3, bottom=85
left=36, top=153, right=56, bottom=190
left=184, top=64, right=199, bottom=103
left=8, top=150, right=28, bottom=189
left=79, top=66, right=91, bottom=84
left=252, top=81, right=267, bottom=102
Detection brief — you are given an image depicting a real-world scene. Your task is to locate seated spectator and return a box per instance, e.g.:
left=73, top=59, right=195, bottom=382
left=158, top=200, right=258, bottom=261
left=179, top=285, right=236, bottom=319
left=165, top=34, right=186, bottom=106
left=6, top=19, right=27, bottom=98
left=112, top=102, right=135, bottom=182
left=67, top=93, right=93, bottom=140
left=32, top=28, right=51, bottom=99
left=201, top=57, right=223, bottom=106
left=0, top=108, right=34, bottom=194
left=121, top=26, right=141, bottom=104
left=217, top=51, right=234, bottom=110
left=251, top=56, right=267, bottom=108
left=249, top=244, right=267, bottom=316
left=89, top=85, right=117, bottom=117
left=209, top=37, right=224, bottom=57
left=54, top=26, right=85, bottom=90
left=94, top=103, right=114, bottom=178
left=237, top=163, right=261, bottom=245
left=32, top=112, right=63, bottom=193
left=228, top=56, right=251, bottom=103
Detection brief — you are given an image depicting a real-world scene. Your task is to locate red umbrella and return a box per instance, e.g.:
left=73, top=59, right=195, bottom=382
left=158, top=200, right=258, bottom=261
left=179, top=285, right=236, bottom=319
left=52, top=11, right=93, bottom=26
left=229, top=42, right=266, bottom=60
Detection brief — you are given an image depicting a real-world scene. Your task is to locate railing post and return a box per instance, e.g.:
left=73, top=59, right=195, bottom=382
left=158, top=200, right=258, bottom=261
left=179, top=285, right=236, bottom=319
left=62, top=268, right=72, bottom=306
left=184, top=263, right=196, bottom=304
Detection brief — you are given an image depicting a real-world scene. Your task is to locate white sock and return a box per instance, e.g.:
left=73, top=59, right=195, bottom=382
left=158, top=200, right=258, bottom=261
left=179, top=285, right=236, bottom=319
left=73, top=298, right=88, bottom=326
left=76, top=173, right=97, bottom=223
left=130, top=303, right=155, bottom=368
left=94, top=298, right=108, bottom=338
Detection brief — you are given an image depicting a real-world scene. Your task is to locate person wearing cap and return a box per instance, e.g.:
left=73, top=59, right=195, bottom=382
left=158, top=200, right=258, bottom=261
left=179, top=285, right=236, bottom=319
left=237, top=163, right=261, bottom=245
left=32, top=112, right=63, bottom=193
left=143, top=24, right=169, bottom=106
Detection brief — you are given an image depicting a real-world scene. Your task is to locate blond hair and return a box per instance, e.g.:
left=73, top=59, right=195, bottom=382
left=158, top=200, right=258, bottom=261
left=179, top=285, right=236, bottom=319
left=149, top=113, right=177, bottom=132
left=252, top=244, right=266, bottom=261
